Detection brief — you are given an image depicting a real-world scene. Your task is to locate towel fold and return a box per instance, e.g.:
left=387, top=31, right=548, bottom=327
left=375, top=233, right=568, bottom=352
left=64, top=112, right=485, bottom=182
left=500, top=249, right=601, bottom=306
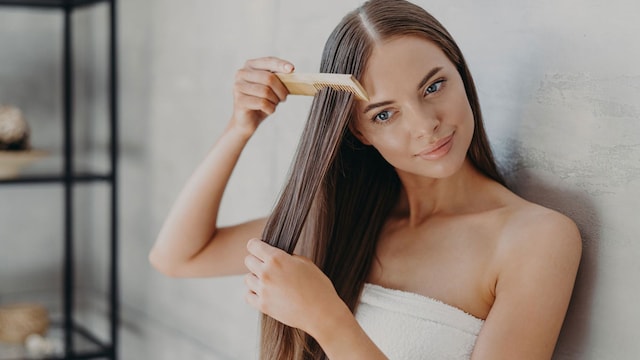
left=355, top=283, right=484, bottom=360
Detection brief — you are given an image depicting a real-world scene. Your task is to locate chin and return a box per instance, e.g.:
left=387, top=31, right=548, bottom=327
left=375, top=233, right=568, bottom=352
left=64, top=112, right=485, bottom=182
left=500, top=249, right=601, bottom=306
left=397, top=157, right=465, bottom=180
left=427, top=151, right=470, bottom=178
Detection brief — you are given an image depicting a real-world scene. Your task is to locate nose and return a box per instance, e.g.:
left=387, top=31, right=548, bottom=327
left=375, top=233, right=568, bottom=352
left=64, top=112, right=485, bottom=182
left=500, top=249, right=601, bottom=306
left=404, top=101, right=439, bottom=140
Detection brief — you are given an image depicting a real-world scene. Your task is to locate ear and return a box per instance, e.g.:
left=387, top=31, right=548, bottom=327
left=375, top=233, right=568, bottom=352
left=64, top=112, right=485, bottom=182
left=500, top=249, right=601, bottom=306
left=348, top=121, right=372, bottom=146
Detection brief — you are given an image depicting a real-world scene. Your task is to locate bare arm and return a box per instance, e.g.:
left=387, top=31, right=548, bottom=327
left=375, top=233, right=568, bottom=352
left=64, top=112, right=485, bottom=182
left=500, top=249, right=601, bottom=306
left=149, top=57, right=295, bottom=278
left=471, top=210, right=582, bottom=359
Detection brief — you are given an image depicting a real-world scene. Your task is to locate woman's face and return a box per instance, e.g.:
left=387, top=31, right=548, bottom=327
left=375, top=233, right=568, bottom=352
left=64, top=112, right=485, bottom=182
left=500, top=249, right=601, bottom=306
left=352, top=36, right=474, bottom=180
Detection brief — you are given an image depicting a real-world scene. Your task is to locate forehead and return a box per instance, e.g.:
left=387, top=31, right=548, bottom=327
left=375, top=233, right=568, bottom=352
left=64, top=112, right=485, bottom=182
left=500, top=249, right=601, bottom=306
left=360, top=36, right=452, bottom=91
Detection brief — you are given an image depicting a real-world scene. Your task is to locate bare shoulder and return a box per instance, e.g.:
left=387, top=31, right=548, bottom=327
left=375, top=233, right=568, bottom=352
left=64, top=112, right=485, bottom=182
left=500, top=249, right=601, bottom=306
left=471, top=196, right=583, bottom=357
left=495, top=199, right=583, bottom=277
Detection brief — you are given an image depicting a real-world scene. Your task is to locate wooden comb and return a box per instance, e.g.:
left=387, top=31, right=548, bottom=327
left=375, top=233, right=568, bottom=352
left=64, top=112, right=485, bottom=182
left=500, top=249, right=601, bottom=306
left=276, top=72, right=369, bottom=101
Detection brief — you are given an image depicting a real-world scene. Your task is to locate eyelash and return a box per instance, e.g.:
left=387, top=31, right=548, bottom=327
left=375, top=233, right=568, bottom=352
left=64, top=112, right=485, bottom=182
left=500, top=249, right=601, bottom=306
left=372, top=109, right=394, bottom=123
left=424, top=79, right=446, bottom=96
left=370, top=78, right=447, bottom=124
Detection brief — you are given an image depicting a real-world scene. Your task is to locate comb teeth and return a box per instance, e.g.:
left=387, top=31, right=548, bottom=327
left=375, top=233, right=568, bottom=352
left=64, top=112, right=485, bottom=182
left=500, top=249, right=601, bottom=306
left=310, top=80, right=368, bottom=100
left=276, top=72, right=370, bottom=101
left=313, top=83, right=352, bottom=92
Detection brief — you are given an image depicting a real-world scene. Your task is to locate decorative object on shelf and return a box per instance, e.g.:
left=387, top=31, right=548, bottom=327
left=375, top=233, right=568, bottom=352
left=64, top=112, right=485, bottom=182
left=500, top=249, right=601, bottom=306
left=0, top=105, right=30, bottom=151
left=25, top=333, right=63, bottom=357
left=0, top=303, right=49, bottom=344
left=0, top=105, right=47, bottom=179
left=0, top=150, right=47, bottom=179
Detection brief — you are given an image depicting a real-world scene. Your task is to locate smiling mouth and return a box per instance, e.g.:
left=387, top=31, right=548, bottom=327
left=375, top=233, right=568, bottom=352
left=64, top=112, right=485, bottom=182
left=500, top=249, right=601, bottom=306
left=415, top=133, right=454, bottom=159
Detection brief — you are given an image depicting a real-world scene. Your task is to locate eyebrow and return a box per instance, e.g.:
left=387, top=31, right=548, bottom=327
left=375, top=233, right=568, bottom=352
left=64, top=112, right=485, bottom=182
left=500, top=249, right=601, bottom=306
left=362, top=66, right=444, bottom=114
left=417, top=66, right=443, bottom=91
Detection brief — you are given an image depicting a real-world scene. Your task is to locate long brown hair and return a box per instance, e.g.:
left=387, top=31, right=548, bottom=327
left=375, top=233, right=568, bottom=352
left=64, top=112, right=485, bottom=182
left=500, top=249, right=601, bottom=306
left=259, top=0, right=504, bottom=358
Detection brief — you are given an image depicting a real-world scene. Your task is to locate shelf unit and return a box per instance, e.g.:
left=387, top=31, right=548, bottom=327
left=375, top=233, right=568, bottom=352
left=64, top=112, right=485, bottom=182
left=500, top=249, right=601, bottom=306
left=0, top=0, right=119, bottom=359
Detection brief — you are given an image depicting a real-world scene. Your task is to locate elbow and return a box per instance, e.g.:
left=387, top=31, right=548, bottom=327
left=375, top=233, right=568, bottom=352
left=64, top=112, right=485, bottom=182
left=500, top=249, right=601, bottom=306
left=148, top=249, right=181, bottom=278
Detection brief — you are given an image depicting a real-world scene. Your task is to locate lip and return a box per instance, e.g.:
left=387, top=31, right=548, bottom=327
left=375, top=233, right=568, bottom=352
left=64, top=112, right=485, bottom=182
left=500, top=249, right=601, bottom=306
left=415, top=133, right=454, bottom=160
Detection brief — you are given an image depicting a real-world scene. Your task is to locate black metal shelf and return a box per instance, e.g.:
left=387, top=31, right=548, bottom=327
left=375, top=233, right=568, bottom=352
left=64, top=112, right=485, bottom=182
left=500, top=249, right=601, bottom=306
left=0, top=0, right=108, bottom=9
left=0, top=322, right=113, bottom=360
left=0, top=173, right=113, bottom=185
left=0, top=0, right=119, bottom=359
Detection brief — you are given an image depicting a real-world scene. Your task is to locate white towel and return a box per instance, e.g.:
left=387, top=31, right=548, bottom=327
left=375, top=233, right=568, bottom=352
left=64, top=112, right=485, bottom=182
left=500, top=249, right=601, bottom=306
left=355, top=283, right=484, bottom=360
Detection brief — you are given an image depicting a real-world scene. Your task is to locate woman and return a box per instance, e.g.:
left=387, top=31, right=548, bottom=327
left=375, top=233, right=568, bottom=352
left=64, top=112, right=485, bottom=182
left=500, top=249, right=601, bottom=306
left=150, top=0, right=582, bottom=359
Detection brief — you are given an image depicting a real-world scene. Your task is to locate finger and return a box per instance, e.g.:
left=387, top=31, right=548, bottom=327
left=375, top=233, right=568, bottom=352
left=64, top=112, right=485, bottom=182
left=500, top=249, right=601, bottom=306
left=244, top=253, right=265, bottom=275
left=236, top=80, right=281, bottom=105
left=237, top=70, right=289, bottom=102
left=235, top=94, right=277, bottom=116
left=245, top=56, right=294, bottom=74
left=244, top=272, right=261, bottom=295
left=245, top=290, right=260, bottom=310
left=246, top=238, right=284, bottom=262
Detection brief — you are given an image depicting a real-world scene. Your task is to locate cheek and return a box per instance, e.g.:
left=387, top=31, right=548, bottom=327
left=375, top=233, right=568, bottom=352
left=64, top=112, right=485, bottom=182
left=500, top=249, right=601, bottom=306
left=457, top=103, right=474, bottom=133
left=366, top=127, right=409, bottom=156
left=462, top=100, right=475, bottom=136
left=441, top=89, right=475, bottom=147
left=439, top=88, right=475, bottom=156
left=352, top=117, right=406, bottom=152
left=447, top=85, right=474, bottom=126
left=455, top=102, right=475, bottom=155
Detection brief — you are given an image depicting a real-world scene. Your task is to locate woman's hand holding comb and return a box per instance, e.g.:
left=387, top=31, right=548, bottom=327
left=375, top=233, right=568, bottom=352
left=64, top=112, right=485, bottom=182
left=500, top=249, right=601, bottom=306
left=231, top=57, right=295, bottom=138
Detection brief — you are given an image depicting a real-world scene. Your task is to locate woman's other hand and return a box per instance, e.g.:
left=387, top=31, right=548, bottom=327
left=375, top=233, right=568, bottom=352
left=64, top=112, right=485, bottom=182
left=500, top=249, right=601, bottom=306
left=231, top=57, right=294, bottom=137
left=244, top=238, right=351, bottom=338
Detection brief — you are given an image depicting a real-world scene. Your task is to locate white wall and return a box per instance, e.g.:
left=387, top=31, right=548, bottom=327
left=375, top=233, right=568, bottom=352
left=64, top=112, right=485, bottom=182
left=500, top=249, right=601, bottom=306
left=1, top=0, right=639, bottom=359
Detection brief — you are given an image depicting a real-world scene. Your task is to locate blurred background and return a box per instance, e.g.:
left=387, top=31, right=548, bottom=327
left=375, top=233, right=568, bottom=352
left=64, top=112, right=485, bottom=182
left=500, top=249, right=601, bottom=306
left=0, top=0, right=639, bottom=359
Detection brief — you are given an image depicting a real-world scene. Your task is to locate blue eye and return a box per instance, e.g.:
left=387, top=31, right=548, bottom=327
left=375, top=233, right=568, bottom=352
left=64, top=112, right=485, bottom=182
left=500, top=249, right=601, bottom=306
left=373, top=110, right=392, bottom=122
left=425, top=80, right=445, bottom=95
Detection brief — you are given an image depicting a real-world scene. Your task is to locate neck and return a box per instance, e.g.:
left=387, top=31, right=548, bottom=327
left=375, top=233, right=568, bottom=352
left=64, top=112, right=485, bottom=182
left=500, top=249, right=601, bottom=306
left=394, top=159, right=491, bottom=226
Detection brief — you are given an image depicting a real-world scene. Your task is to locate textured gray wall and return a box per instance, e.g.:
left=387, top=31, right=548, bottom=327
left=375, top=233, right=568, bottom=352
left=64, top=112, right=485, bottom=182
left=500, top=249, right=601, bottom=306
left=1, top=0, right=639, bottom=359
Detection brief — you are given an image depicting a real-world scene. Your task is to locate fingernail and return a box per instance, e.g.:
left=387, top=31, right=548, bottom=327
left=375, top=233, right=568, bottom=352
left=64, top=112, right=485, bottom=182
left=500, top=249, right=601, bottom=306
left=284, top=64, right=294, bottom=72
